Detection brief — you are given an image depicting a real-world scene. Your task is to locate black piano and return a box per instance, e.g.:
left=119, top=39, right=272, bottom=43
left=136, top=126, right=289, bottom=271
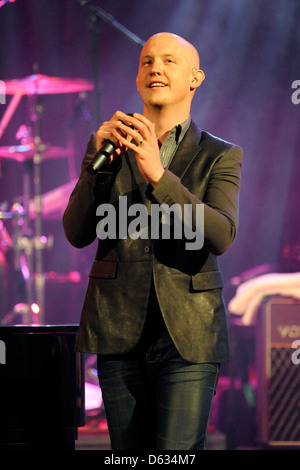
left=0, top=324, right=85, bottom=450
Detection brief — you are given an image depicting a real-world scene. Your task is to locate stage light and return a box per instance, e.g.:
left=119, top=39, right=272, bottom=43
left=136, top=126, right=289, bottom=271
left=31, top=303, right=40, bottom=315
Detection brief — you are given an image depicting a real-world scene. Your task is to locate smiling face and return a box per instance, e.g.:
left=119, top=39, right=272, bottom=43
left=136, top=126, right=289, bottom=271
left=136, top=33, right=204, bottom=119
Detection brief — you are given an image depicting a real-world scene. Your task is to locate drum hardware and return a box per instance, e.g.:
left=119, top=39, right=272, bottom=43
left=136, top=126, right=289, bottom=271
left=13, top=232, right=54, bottom=257
left=0, top=138, right=58, bottom=324
left=44, top=271, right=81, bottom=283
left=0, top=210, right=12, bottom=220
left=0, top=200, right=53, bottom=324
left=4, top=74, right=94, bottom=96
left=0, top=217, right=12, bottom=250
left=1, top=302, right=40, bottom=326
left=0, top=218, right=11, bottom=323
left=0, top=143, right=73, bottom=163
left=0, top=73, right=94, bottom=324
left=28, top=178, right=78, bottom=220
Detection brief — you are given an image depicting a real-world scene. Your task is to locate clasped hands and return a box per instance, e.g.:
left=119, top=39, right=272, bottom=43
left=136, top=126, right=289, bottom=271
left=96, top=111, right=164, bottom=187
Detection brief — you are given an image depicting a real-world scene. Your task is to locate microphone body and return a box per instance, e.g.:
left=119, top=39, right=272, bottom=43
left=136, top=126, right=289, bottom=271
left=86, top=114, right=133, bottom=175
left=86, top=139, right=116, bottom=175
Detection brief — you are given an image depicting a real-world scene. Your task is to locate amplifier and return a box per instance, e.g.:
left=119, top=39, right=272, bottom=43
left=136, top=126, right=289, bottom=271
left=256, top=296, right=300, bottom=448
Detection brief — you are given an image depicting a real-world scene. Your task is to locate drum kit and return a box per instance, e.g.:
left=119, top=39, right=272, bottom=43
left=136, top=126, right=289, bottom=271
left=0, top=73, right=94, bottom=324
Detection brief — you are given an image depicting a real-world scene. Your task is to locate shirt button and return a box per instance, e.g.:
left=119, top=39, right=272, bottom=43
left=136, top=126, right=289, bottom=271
left=144, top=245, right=151, bottom=253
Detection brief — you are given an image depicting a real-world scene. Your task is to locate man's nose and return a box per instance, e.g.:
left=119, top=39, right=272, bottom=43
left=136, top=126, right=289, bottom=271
left=150, top=60, right=163, bottom=75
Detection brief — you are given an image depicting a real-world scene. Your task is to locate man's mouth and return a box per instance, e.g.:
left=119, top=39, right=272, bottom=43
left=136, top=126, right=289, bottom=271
left=149, top=82, right=167, bottom=88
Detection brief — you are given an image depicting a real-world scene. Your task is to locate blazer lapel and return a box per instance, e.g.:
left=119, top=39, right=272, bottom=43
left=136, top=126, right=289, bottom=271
left=168, top=121, right=203, bottom=180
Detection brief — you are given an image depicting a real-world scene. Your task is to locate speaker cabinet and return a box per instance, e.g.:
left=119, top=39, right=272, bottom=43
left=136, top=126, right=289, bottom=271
left=256, top=296, right=300, bottom=448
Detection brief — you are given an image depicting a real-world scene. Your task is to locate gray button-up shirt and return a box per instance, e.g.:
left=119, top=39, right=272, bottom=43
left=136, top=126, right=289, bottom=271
left=160, top=116, right=191, bottom=169
left=144, top=116, right=191, bottom=208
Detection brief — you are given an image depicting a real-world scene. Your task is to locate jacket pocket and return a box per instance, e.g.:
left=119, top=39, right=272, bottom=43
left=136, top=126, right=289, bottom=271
left=191, top=271, right=224, bottom=291
left=89, top=260, right=118, bottom=279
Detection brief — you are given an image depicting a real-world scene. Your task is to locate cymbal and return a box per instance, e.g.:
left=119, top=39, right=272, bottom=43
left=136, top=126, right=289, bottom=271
left=0, top=143, right=73, bottom=162
left=29, top=179, right=77, bottom=220
left=4, top=74, right=94, bottom=95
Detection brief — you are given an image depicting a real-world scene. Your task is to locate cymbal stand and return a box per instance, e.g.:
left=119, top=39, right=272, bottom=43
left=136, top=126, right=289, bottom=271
left=3, top=164, right=35, bottom=325
left=11, top=94, right=51, bottom=324
left=31, top=94, right=47, bottom=323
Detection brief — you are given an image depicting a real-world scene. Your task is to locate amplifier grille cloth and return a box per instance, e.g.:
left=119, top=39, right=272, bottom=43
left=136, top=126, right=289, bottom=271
left=269, top=348, right=300, bottom=442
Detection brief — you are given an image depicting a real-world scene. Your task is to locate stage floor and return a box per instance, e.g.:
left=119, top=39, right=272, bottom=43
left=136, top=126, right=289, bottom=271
left=75, top=422, right=227, bottom=451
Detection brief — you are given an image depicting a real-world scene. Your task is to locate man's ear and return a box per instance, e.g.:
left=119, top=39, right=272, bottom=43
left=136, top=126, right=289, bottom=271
left=191, top=68, right=205, bottom=90
left=136, top=74, right=140, bottom=92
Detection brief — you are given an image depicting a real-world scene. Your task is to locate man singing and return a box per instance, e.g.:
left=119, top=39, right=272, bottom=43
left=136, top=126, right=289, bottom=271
left=63, top=32, right=242, bottom=450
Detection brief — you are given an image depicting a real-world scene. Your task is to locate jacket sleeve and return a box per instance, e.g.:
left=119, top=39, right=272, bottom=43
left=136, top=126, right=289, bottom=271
left=150, top=144, right=243, bottom=255
left=63, top=133, right=118, bottom=248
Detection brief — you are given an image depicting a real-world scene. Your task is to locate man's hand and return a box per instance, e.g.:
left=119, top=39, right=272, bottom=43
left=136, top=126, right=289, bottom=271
left=96, top=111, right=164, bottom=186
left=116, top=112, right=164, bottom=186
left=95, top=111, right=133, bottom=163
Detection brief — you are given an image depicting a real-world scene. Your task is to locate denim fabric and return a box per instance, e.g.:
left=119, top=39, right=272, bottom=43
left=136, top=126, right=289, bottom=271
left=97, top=331, right=219, bottom=450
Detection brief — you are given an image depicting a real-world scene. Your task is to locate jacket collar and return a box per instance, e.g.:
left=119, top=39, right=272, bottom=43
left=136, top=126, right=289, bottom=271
left=168, top=120, right=202, bottom=179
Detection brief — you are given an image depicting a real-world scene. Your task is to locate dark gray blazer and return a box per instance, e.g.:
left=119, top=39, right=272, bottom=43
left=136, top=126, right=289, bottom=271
left=63, top=121, right=242, bottom=363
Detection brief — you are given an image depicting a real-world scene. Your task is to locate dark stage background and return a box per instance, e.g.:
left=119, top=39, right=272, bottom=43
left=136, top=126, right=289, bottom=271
left=0, top=0, right=299, bottom=322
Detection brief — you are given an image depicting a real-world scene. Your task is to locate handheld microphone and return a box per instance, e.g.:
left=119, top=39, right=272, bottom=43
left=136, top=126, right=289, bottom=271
left=86, top=139, right=116, bottom=175
left=86, top=113, right=134, bottom=175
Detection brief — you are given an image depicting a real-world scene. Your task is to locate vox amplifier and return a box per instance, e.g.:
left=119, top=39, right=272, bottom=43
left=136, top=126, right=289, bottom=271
left=256, top=296, right=300, bottom=448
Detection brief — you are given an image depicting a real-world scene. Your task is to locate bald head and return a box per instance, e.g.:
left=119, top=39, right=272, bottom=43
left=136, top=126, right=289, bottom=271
left=142, top=32, right=200, bottom=69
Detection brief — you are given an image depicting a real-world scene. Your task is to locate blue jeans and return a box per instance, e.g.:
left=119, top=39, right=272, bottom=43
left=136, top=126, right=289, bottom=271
left=97, top=331, right=220, bottom=450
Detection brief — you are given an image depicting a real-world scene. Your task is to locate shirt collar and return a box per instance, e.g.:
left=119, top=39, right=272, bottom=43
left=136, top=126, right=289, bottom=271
left=159, top=116, right=191, bottom=148
left=174, top=116, right=191, bottom=144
